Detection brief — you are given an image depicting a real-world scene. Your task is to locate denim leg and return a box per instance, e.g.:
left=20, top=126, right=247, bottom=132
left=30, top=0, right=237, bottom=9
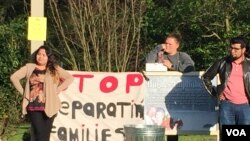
left=219, top=100, right=235, bottom=127
left=236, top=103, right=250, bottom=124
left=219, top=101, right=235, bottom=141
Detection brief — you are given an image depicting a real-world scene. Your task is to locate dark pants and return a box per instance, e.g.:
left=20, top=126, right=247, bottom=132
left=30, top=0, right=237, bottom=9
left=167, top=135, right=178, bottom=141
left=28, top=111, right=56, bottom=141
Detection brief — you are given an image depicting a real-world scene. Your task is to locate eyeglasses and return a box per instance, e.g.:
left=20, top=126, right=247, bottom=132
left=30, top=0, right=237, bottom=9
left=229, top=47, right=242, bottom=51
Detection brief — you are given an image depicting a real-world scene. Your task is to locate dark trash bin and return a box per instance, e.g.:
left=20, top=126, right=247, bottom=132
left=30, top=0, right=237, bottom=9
left=124, top=124, right=165, bottom=141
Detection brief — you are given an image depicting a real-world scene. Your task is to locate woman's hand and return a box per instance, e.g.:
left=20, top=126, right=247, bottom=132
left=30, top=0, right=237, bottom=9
left=162, top=60, right=173, bottom=69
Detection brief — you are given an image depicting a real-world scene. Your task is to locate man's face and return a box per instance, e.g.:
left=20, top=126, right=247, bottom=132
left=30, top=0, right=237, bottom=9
left=162, top=37, right=179, bottom=55
left=229, top=43, right=245, bottom=61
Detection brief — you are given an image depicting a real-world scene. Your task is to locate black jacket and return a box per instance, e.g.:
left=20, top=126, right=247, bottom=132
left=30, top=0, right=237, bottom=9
left=201, top=56, right=250, bottom=99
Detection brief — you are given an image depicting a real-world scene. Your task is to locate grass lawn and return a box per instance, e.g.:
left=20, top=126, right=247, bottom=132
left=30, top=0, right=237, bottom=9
left=3, top=124, right=30, bottom=141
left=179, top=135, right=217, bottom=141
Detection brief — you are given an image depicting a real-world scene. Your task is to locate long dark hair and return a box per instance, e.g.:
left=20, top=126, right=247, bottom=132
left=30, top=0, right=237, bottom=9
left=32, top=45, right=58, bottom=76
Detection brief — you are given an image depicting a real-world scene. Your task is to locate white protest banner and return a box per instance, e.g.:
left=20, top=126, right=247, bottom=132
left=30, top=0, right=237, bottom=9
left=50, top=71, right=145, bottom=141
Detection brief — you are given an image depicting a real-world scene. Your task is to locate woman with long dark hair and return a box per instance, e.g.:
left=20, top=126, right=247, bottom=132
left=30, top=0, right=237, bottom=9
left=10, top=45, right=74, bottom=141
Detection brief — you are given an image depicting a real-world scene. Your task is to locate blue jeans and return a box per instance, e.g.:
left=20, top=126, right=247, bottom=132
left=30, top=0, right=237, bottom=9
left=219, top=100, right=250, bottom=128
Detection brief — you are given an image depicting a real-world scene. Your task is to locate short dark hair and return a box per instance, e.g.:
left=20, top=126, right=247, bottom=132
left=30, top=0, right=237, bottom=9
left=230, top=36, right=247, bottom=48
left=167, top=31, right=182, bottom=44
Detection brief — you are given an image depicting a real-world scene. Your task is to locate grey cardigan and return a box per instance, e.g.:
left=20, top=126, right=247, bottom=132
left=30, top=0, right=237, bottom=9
left=146, top=44, right=195, bottom=73
left=10, top=63, right=74, bottom=117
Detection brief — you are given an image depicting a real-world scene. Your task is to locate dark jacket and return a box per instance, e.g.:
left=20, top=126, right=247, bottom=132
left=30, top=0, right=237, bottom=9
left=201, top=56, right=250, bottom=99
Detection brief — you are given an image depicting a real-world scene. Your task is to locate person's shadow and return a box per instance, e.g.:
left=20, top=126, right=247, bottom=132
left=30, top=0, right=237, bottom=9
left=164, top=73, right=218, bottom=136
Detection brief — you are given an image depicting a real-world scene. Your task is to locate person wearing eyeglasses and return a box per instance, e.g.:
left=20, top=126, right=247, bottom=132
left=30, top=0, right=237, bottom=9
left=201, top=36, right=250, bottom=140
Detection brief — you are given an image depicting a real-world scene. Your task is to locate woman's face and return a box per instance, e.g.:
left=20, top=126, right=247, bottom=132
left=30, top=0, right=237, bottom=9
left=163, top=37, right=179, bottom=55
left=36, top=48, right=48, bottom=66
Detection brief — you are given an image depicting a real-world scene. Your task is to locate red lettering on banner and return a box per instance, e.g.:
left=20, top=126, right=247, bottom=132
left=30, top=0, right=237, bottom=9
left=100, top=76, right=118, bottom=93
left=126, top=74, right=143, bottom=93
left=72, top=73, right=144, bottom=94
left=73, top=74, right=94, bottom=93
